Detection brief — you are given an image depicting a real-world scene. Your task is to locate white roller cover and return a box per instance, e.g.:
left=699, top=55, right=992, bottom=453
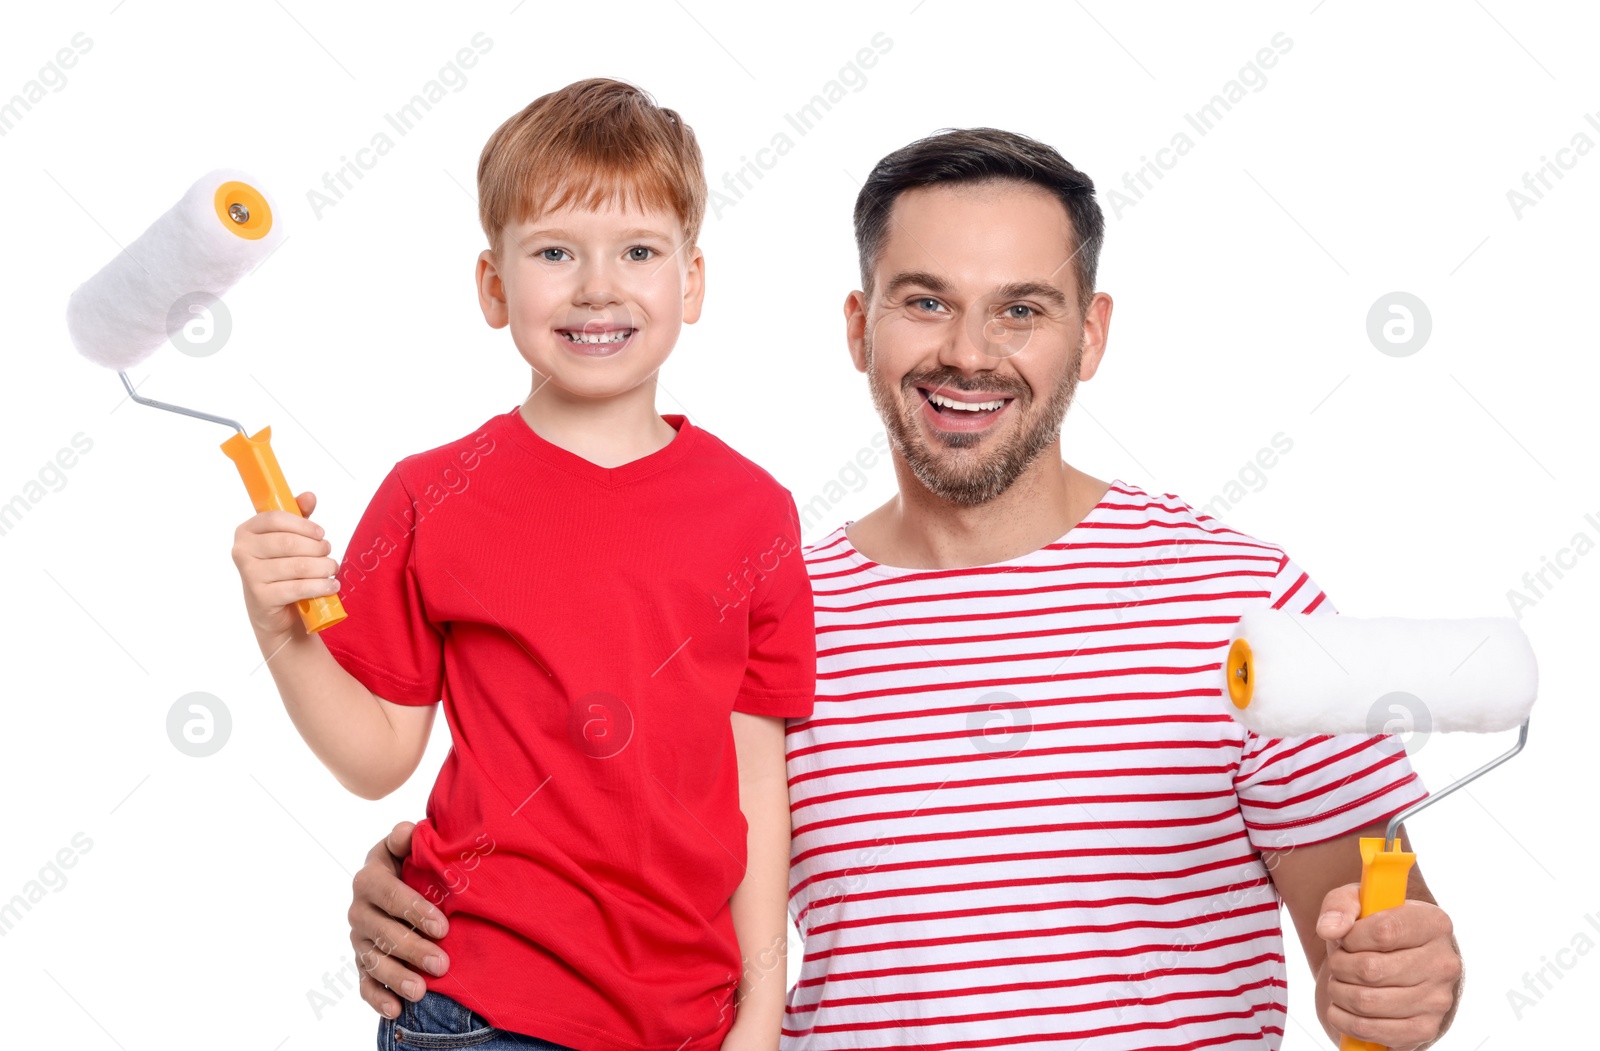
left=66, top=168, right=283, bottom=370
left=1227, top=611, right=1537, bottom=737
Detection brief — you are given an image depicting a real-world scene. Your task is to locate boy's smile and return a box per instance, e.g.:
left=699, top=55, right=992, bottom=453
left=476, top=200, right=704, bottom=404
left=558, top=320, right=637, bottom=356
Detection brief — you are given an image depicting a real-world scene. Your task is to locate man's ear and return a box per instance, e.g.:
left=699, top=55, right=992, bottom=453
left=682, top=245, right=706, bottom=325
left=477, top=248, right=509, bottom=329
left=1076, top=291, right=1113, bottom=381
left=844, top=290, right=869, bottom=373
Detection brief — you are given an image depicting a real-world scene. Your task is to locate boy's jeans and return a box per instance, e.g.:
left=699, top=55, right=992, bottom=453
left=378, top=990, right=576, bottom=1050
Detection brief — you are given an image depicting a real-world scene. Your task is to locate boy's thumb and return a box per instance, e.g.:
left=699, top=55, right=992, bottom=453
left=296, top=490, right=318, bottom=518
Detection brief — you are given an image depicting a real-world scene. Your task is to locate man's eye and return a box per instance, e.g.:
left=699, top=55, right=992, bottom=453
left=627, top=246, right=655, bottom=262
left=912, top=297, right=944, bottom=312
left=539, top=248, right=569, bottom=262
left=1006, top=304, right=1035, bottom=319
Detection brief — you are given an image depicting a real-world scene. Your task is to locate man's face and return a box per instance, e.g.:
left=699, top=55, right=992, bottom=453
left=848, top=180, right=1107, bottom=506
left=477, top=200, right=704, bottom=402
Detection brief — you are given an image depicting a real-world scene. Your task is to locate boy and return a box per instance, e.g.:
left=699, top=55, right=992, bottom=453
left=232, top=79, right=815, bottom=1051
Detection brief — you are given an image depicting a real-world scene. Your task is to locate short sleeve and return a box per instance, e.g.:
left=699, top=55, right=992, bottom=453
left=319, top=466, right=444, bottom=706
left=1233, top=553, right=1429, bottom=851
left=732, top=493, right=817, bottom=719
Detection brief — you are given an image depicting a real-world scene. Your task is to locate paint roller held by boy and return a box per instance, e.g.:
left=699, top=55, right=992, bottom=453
left=232, top=79, right=814, bottom=1051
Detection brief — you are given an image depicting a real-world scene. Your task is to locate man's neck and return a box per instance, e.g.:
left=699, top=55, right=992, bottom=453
left=847, top=447, right=1112, bottom=570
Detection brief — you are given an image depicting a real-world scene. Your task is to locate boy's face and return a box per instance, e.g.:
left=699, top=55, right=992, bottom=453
left=476, top=200, right=704, bottom=403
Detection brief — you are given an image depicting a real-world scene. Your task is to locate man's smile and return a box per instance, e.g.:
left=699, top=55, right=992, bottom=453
left=916, top=384, right=1015, bottom=432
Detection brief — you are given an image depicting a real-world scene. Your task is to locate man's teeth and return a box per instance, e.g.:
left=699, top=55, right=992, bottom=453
left=928, top=392, right=1006, bottom=412
left=563, top=329, right=632, bottom=344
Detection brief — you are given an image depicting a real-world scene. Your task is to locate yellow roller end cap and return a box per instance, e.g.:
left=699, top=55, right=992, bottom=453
left=1226, top=637, right=1253, bottom=710
left=214, top=180, right=273, bottom=240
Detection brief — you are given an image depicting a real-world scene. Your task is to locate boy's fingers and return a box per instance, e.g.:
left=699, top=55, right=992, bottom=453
left=240, top=509, right=324, bottom=540
left=255, top=556, right=339, bottom=585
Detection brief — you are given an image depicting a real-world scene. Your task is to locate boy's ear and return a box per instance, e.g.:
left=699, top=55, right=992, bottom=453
left=476, top=248, right=509, bottom=329
left=681, top=245, right=706, bottom=325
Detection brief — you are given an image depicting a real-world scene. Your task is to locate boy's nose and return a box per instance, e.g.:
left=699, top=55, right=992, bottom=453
left=574, top=265, right=623, bottom=307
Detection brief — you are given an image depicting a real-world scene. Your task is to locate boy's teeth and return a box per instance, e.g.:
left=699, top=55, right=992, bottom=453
left=929, top=392, right=1005, bottom=412
left=565, top=329, right=631, bottom=344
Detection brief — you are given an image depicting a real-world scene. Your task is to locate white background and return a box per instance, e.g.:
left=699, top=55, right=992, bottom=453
left=2, top=1, right=1596, bottom=1047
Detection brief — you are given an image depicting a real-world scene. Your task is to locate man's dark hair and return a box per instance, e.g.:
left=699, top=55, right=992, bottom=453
left=853, top=127, right=1105, bottom=314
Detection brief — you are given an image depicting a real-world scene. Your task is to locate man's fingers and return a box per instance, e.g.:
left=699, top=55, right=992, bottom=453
left=357, top=968, right=403, bottom=1019
left=1327, top=940, right=1457, bottom=990
left=349, top=897, right=448, bottom=975
left=1315, top=882, right=1361, bottom=941
left=351, top=841, right=447, bottom=939
left=1340, top=900, right=1453, bottom=954
left=353, top=933, right=430, bottom=1002
left=385, top=821, right=417, bottom=865
left=1326, top=1002, right=1441, bottom=1050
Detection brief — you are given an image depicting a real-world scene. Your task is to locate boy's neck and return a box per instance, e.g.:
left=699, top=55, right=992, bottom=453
left=517, top=375, right=679, bottom=470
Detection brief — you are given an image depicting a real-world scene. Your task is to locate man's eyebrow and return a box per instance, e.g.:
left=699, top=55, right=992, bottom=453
left=996, top=281, right=1070, bottom=308
left=882, top=270, right=952, bottom=299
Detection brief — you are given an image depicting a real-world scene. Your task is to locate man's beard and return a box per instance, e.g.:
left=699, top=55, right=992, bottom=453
left=866, top=334, right=1083, bottom=507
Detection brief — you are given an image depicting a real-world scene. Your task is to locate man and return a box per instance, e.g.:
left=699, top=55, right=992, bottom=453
left=346, top=128, right=1463, bottom=1050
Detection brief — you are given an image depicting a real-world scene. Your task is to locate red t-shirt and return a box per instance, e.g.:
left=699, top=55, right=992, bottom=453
left=321, top=407, right=816, bottom=1051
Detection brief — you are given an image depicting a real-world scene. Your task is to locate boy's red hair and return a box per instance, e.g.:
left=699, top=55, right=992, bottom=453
left=477, top=78, right=707, bottom=256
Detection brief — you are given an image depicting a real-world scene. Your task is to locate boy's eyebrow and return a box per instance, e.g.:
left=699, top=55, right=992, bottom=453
left=517, top=226, right=678, bottom=241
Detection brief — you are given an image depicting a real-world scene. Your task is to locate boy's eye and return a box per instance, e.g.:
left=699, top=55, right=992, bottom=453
left=627, top=246, right=655, bottom=262
left=539, top=248, right=570, bottom=262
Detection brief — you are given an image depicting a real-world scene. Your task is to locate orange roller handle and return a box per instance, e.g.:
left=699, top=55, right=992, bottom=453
left=219, top=425, right=347, bottom=634
left=1338, top=836, right=1417, bottom=1051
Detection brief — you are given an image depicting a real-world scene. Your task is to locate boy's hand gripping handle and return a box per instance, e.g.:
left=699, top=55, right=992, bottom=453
left=220, top=425, right=347, bottom=634
left=1338, top=837, right=1417, bottom=1051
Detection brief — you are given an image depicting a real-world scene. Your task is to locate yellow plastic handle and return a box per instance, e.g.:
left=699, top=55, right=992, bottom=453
left=220, top=425, right=347, bottom=634
left=1338, top=836, right=1417, bottom=1051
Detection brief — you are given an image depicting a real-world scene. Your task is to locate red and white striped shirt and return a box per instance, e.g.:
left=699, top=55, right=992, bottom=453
left=784, top=480, right=1426, bottom=1051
